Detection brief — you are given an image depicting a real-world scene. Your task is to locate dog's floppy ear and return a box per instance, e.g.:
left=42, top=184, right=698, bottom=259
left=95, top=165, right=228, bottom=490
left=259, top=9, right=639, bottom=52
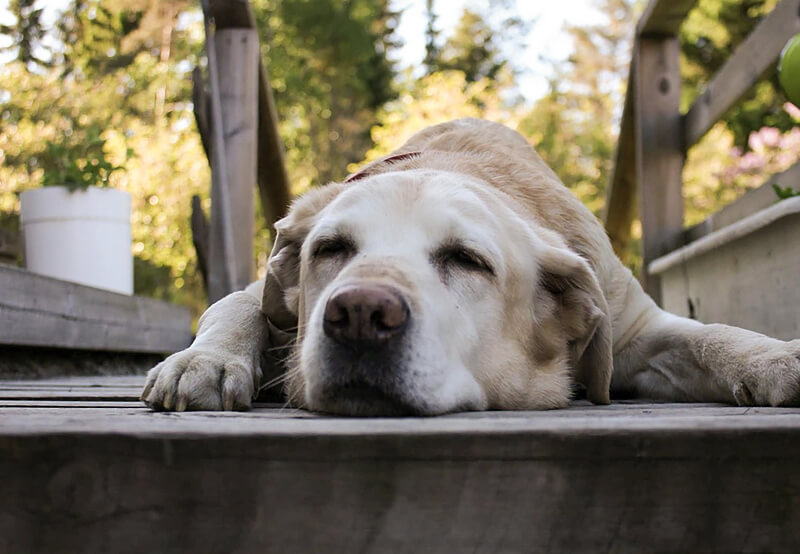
left=538, top=245, right=612, bottom=404
left=262, top=182, right=348, bottom=340
left=262, top=223, right=301, bottom=337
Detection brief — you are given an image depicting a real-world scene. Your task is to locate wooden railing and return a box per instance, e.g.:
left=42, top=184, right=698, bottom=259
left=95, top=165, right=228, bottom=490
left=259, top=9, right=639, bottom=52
left=605, top=0, right=800, bottom=304
left=192, top=0, right=292, bottom=302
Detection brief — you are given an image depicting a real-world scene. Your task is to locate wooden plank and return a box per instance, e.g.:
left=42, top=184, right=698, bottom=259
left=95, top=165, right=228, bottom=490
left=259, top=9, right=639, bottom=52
left=0, top=375, right=145, bottom=386
left=207, top=28, right=259, bottom=302
left=684, top=0, right=800, bottom=148
left=636, top=0, right=698, bottom=36
left=635, top=37, right=685, bottom=303
left=208, top=0, right=292, bottom=230
left=0, top=400, right=144, bottom=408
left=604, top=60, right=637, bottom=258
left=653, top=198, right=800, bottom=339
left=0, top=389, right=142, bottom=400
left=0, top=265, right=192, bottom=353
left=5, top=375, right=800, bottom=552
left=684, top=160, right=800, bottom=243
left=3, top=406, right=800, bottom=553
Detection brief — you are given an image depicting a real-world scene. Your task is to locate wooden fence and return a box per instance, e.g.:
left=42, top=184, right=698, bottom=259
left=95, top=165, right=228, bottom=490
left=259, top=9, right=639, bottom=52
left=605, top=0, right=800, bottom=303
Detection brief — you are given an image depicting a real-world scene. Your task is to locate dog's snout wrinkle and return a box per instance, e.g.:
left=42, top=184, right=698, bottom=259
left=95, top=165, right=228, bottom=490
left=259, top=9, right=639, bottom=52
left=323, top=283, right=409, bottom=346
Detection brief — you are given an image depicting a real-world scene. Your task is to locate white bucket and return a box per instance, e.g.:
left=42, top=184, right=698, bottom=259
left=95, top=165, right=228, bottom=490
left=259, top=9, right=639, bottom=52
left=20, top=186, right=133, bottom=295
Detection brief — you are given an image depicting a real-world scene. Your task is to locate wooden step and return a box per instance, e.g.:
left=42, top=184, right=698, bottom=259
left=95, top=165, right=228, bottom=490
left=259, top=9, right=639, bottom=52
left=0, top=265, right=192, bottom=353
left=2, top=375, right=800, bottom=553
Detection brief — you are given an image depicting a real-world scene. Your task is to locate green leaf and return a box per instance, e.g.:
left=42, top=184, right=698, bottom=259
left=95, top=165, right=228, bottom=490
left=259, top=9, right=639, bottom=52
left=773, top=183, right=800, bottom=200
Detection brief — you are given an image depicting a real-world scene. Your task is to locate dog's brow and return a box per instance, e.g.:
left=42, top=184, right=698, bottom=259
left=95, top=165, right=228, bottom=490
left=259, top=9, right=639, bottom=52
left=309, top=232, right=357, bottom=256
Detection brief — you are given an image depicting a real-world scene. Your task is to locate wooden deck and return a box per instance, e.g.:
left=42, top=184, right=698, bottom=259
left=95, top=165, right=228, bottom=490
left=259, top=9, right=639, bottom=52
left=2, top=376, right=800, bottom=553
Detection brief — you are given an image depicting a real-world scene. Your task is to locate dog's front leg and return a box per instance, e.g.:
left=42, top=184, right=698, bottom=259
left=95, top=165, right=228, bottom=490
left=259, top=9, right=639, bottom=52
left=141, top=281, right=267, bottom=411
left=613, top=309, right=800, bottom=406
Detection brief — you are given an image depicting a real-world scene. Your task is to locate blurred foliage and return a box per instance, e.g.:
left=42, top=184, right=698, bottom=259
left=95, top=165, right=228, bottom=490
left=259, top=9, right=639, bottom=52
left=252, top=0, right=399, bottom=190
left=773, top=183, right=800, bottom=200
left=0, top=0, right=49, bottom=69
left=40, top=126, right=130, bottom=191
left=0, top=0, right=209, bottom=320
left=679, top=0, right=794, bottom=149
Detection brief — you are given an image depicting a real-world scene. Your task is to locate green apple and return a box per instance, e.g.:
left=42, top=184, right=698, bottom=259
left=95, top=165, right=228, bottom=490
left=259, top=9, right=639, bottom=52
left=780, top=34, right=800, bottom=106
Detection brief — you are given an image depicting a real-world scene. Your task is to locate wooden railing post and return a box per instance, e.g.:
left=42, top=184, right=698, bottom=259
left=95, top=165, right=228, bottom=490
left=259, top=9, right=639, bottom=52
left=634, top=36, right=685, bottom=304
left=207, top=28, right=259, bottom=302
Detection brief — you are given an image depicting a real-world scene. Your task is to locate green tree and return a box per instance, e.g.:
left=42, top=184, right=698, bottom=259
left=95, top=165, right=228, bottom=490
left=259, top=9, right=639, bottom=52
left=521, top=0, right=638, bottom=217
left=422, top=0, right=440, bottom=74
left=0, top=0, right=50, bottom=69
left=252, top=0, right=399, bottom=189
left=433, top=9, right=505, bottom=82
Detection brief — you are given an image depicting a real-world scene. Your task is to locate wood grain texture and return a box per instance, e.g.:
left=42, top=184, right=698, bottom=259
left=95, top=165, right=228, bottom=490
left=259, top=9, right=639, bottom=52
left=657, top=202, right=800, bottom=340
left=207, top=29, right=259, bottom=302
left=207, top=0, right=291, bottom=230
left=636, top=0, right=699, bottom=36
left=2, top=376, right=800, bottom=553
left=604, top=61, right=637, bottom=258
left=684, top=0, right=800, bottom=148
left=0, top=265, right=192, bottom=353
left=635, top=37, right=685, bottom=303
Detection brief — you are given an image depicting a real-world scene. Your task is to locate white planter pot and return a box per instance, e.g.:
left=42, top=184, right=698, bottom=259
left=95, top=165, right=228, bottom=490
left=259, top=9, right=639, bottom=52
left=20, top=186, right=133, bottom=295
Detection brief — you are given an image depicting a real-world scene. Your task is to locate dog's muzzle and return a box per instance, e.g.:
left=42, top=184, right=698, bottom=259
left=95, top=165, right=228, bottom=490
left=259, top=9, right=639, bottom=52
left=314, top=282, right=417, bottom=415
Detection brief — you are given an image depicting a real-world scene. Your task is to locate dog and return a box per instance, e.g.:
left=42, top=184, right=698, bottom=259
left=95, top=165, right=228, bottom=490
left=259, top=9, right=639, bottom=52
left=141, top=119, right=800, bottom=415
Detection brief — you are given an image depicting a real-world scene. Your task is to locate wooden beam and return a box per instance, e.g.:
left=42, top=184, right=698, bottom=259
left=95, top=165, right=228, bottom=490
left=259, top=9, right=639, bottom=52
left=0, top=265, right=192, bottom=353
left=4, top=379, right=800, bottom=553
left=635, top=37, right=685, bottom=303
left=636, top=0, right=698, bottom=37
left=255, top=63, right=292, bottom=229
left=190, top=194, right=209, bottom=292
left=683, top=0, right=800, bottom=148
left=207, top=28, right=259, bottom=302
left=191, top=67, right=211, bottom=160
left=604, top=60, right=637, bottom=258
left=207, top=0, right=292, bottom=229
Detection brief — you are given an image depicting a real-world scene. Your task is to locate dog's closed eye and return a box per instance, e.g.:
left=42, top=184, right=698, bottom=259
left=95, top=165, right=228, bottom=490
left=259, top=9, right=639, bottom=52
left=311, top=235, right=357, bottom=260
left=432, top=241, right=495, bottom=276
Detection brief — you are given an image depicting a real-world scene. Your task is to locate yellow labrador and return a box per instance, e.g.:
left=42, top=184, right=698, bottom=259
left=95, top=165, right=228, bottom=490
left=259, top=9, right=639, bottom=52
left=142, top=119, right=800, bottom=415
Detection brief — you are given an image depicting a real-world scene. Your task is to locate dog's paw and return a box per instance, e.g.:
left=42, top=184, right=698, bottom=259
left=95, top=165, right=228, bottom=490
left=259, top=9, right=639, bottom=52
left=732, top=339, right=800, bottom=407
left=141, top=348, right=262, bottom=411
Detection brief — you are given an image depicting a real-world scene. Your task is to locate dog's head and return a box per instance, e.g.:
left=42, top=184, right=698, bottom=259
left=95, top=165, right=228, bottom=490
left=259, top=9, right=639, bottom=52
left=263, top=169, right=611, bottom=415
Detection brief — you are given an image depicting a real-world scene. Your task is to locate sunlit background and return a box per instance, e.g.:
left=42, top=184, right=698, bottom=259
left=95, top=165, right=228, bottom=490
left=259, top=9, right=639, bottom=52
left=1, top=0, right=798, bottom=322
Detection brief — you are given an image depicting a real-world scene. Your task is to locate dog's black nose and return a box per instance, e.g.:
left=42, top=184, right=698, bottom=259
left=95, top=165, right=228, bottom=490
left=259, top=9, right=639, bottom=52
left=323, top=284, right=409, bottom=346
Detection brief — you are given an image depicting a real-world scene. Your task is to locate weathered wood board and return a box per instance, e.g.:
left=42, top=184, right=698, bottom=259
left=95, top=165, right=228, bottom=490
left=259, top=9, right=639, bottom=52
left=652, top=197, right=800, bottom=340
left=206, top=28, right=259, bottom=302
left=0, top=265, right=192, bottom=353
left=3, top=376, right=800, bottom=553
left=635, top=36, right=685, bottom=302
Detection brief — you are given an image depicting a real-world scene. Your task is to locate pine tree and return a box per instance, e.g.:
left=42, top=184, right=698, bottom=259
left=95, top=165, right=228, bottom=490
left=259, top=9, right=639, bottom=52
left=423, top=0, right=440, bottom=74
left=0, top=0, right=50, bottom=69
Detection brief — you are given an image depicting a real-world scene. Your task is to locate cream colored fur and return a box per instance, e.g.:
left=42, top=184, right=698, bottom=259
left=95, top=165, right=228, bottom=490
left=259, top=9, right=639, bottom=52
left=142, top=119, right=800, bottom=414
